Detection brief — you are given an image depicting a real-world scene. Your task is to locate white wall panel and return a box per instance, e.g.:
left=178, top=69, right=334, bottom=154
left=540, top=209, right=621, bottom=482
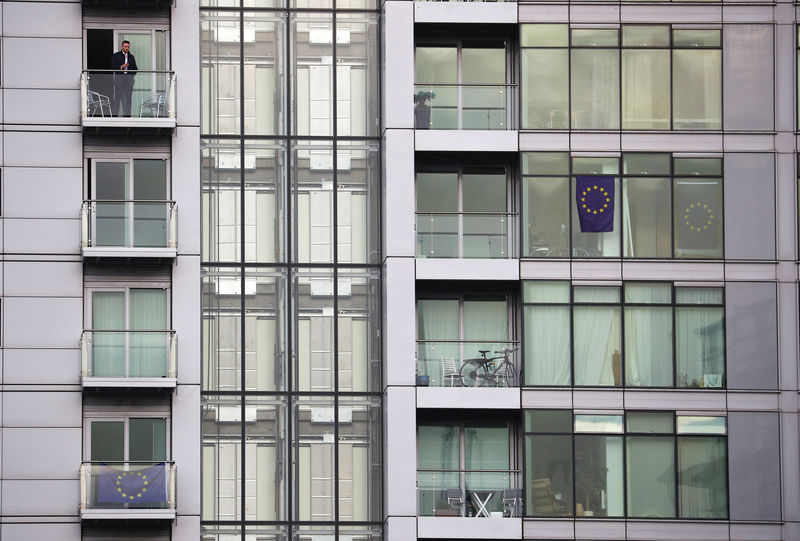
left=3, top=167, right=82, bottom=219
left=3, top=392, right=82, bottom=428
left=4, top=297, right=82, bottom=349
left=2, top=428, right=80, bottom=479
left=2, top=38, right=81, bottom=89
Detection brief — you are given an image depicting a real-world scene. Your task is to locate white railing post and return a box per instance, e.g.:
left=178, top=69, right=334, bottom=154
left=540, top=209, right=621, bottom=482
left=80, top=72, right=87, bottom=119
left=168, top=463, right=177, bottom=509
left=79, top=463, right=87, bottom=510
left=168, top=73, right=176, bottom=119
left=81, top=202, right=89, bottom=248
left=169, top=203, right=178, bottom=249
left=169, top=332, right=177, bottom=378
left=81, top=332, right=89, bottom=379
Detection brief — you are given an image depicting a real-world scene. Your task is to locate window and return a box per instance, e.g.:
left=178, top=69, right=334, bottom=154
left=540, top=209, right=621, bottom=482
left=525, top=411, right=728, bottom=519
left=416, top=166, right=512, bottom=258
left=416, top=293, right=514, bottom=386
left=418, top=421, right=518, bottom=517
left=415, top=39, right=511, bottom=129
left=522, top=282, right=725, bottom=388
left=522, top=153, right=723, bottom=259
left=521, top=25, right=721, bottom=131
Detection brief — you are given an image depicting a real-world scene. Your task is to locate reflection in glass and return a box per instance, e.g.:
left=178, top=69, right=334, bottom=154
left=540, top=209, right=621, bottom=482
left=574, top=435, right=624, bottom=517
left=526, top=434, right=572, bottom=516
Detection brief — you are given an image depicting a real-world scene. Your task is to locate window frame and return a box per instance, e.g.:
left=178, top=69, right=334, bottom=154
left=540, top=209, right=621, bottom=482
left=84, top=413, right=172, bottom=462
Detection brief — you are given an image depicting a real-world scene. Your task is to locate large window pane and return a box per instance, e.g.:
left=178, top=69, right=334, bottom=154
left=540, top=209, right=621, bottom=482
left=574, top=435, right=624, bottom=517
left=292, top=13, right=333, bottom=136
left=573, top=306, right=621, bottom=386
left=129, top=418, right=167, bottom=461
left=622, top=50, right=670, bottom=129
left=526, top=435, right=572, bottom=516
left=336, top=14, right=379, bottom=137
left=292, top=141, right=334, bottom=263
left=674, top=178, right=723, bottom=259
left=626, top=436, right=676, bottom=517
left=337, top=141, right=380, bottom=264
left=522, top=49, right=569, bottom=129
left=622, top=177, right=671, bottom=258
left=676, top=306, right=724, bottom=388
left=678, top=437, right=728, bottom=518
left=673, top=50, right=721, bottom=130
left=571, top=49, right=619, bottom=129
left=624, top=306, right=673, bottom=387
left=524, top=306, right=570, bottom=385
left=463, top=297, right=509, bottom=360
left=337, top=269, right=381, bottom=392
left=244, top=13, right=285, bottom=135
left=244, top=269, right=285, bottom=391
left=524, top=177, right=570, bottom=257
left=293, top=269, right=334, bottom=391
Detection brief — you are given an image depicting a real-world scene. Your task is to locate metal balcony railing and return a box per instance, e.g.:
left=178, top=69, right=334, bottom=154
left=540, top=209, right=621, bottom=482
left=416, top=211, right=517, bottom=259
left=416, top=340, right=519, bottom=388
left=80, top=70, right=176, bottom=123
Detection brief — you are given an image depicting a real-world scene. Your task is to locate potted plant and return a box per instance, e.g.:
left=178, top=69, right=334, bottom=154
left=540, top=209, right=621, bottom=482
left=574, top=446, right=607, bottom=517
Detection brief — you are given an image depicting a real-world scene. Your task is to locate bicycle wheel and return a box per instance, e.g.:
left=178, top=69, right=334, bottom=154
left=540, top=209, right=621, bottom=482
left=459, top=359, right=488, bottom=387
left=493, top=361, right=515, bottom=387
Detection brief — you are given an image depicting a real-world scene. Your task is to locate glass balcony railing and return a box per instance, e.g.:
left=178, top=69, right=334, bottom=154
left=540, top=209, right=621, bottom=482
left=416, top=212, right=516, bottom=258
left=80, top=462, right=176, bottom=512
left=81, top=330, right=177, bottom=381
left=80, top=70, right=176, bottom=124
left=81, top=200, right=177, bottom=251
left=416, top=340, right=519, bottom=387
left=418, top=470, right=522, bottom=517
left=414, top=84, right=516, bottom=130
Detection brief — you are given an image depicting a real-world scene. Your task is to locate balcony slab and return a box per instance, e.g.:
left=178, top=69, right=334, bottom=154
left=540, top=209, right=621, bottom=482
left=82, top=247, right=177, bottom=259
left=416, top=258, right=519, bottom=281
left=417, top=516, right=522, bottom=539
left=81, top=377, right=177, bottom=391
left=82, top=117, right=176, bottom=130
left=80, top=509, right=176, bottom=521
left=414, top=2, right=517, bottom=24
left=415, top=130, right=518, bottom=153
left=417, top=387, right=520, bottom=409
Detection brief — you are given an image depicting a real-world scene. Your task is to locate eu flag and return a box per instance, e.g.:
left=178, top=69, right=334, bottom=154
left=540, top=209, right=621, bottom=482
left=96, top=463, right=168, bottom=505
left=576, top=176, right=614, bottom=232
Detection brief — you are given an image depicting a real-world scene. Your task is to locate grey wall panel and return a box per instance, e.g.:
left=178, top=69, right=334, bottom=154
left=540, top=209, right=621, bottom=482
left=172, top=1, right=200, bottom=126
left=723, top=24, right=774, bottom=131
left=2, top=428, right=80, bottom=479
left=1, top=523, right=81, bottom=541
left=2, top=38, right=81, bottom=89
left=4, top=132, right=82, bottom=167
left=3, top=218, right=80, bottom=255
left=173, top=385, right=201, bottom=515
left=3, top=392, right=81, bottom=428
left=4, top=297, right=82, bottom=348
left=173, top=127, right=201, bottom=255
left=3, top=2, right=81, bottom=38
left=174, top=255, right=201, bottom=385
left=172, top=515, right=201, bottom=541
left=1, top=480, right=78, bottom=516
left=3, top=349, right=80, bottom=385
left=729, top=412, right=781, bottom=521
left=726, top=282, right=778, bottom=389
left=3, top=89, right=80, bottom=126
left=5, top=262, right=82, bottom=297
left=3, top=167, right=82, bottom=219
left=724, top=153, right=776, bottom=259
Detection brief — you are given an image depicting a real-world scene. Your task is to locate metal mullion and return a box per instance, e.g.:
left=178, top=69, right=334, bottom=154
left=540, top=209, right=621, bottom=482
left=332, top=5, right=341, bottom=529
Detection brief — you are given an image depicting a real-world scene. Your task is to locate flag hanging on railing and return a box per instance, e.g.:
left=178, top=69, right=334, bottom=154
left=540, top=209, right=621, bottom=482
left=576, top=175, right=615, bottom=232
left=96, top=463, right=167, bottom=504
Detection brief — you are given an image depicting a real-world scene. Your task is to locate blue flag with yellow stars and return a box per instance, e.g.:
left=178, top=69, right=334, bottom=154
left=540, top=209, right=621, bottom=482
left=576, top=176, right=614, bottom=232
left=96, top=463, right=167, bottom=505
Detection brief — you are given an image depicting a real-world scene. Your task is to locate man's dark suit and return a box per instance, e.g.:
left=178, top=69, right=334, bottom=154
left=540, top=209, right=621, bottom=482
left=111, top=50, right=138, bottom=117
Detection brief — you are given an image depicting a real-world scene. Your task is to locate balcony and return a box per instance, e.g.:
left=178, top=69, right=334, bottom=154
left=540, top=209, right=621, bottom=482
left=416, top=212, right=516, bottom=259
left=81, top=200, right=177, bottom=260
left=81, top=70, right=176, bottom=130
left=414, top=84, right=516, bottom=130
left=80, top=462, right=176, bottom=521
left=416, top=341, right=519, bottom=388
left=81, top=330, right=177, bottom=391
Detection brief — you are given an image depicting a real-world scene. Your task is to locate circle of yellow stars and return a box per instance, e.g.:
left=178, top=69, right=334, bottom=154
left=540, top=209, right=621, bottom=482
left=580, top=185, right=611, bottom=215
left=684, top=202, right=714, bottom=232
left=115, top=471, right=150, bottom=500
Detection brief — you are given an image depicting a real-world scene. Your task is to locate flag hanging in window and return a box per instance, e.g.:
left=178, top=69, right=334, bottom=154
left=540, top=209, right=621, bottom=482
left=576, top=175, right=615, bottom=232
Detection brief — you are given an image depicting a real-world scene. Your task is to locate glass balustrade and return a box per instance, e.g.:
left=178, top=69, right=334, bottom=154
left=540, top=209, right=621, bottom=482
left=414, top=85, right=516, bottom=130
left=416, top=340, right=519, bottom=387
left=80, top=461, right=176, bottom=511
left=81, top=70, right=176, bottom=121
left=82, top=200, right=177, bottom=250
left=418, top=470, right=522, bottom=517
left=416, top=212, right=515, bottom=258
left=81, top=330, right=177, bottom=380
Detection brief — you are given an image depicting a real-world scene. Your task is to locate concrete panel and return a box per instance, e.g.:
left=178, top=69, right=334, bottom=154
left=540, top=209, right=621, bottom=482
left=173, top=515, right=202, bottom=541
left=4, top=297, right=82, bottom=349
left=3, top=89, right=80, bottom=125
left=175, top=255, right=201, bottom=385
left=386, top=516, right=416, bottom=541
left=3, top=391, right=81, bottom=428
left=416, top=258, right=518, bottom=281
left=3, top=428, right=80, bottom=479
left=416, top=387, right=519, bottom=409
left=574, top=519, right=625, bottom=539
left=519, top=132, right=570, bottom=151
left=3, top=348, right=80, bottom=385
left=414, top=2, right=516, bottom=24
left=620, top=5, right=722, bottom=23
left=729, top=412, right=781, bottom=521
left=570, top=260, right=622, bottom=281
left=174, top=128, right=201, bottom=255
left=3, top=2, right=81, bottom=38
left=1, top=480, right=78, bottom=516
left=624, top=390, right=726, bottom=410
left=384, top=386, right=417, bottom=516
left=383, top=129, right=416, bottom=258
left=726, top=282, right=779, bottom=390
left=520, top=260, right=571, bottom=280
left=415, top=130, right=518, bottom=152
left=4, top=218, right=80, bottom=255
left=3, top=167, right=82, bottom=219
left=725, top=153, right=776, bottom=260
left=724, top=25, right=775, bottom=132
left=417, top=517, right=521, bottom=539
left=620, top=133, right=722, bottom=153
left=383, top=257, right=416, bottom=387
left=569, top=133, right=621, bottom=152
left=3, top=131, right=82, bottom=167
left=626, top=521, right=728, bottom=540
left=572, top=390, right=623, bottom=410
left=4, top=262, right=82, bottom=297
left=521, top=389, right=572, bottom=409
left=518, top=4, right=569, bottom=23
left=3, top=37, right=81, bottom=89
left=173, top=0, right=201, bottom=126
left=174, top=384, right=201, bottom=515
left=383, top=1, right=414, bottom=130
left=1, top=523, right=81, bottom=541
left=622, top=260, right=724, bottom=281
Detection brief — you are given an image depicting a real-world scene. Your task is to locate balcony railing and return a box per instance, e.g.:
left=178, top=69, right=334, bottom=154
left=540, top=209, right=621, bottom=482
left=80, top=462, right=176, bottom=516
left=81, top=70, right=176, bottom=127
left=418, top=469, right=522, bottom=517
left=416, top=340, right=519, bottom=387
left=81, top=200, right=177, bottom=257
left=81, top=331, right=177, bottom=385
left=416, top=212, right=516, bottom=259
left=414, top=84, right=517, bottom=130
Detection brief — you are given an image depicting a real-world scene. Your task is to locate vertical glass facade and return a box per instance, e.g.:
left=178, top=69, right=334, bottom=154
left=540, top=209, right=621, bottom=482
left=200, top=2, right=381, bottom=539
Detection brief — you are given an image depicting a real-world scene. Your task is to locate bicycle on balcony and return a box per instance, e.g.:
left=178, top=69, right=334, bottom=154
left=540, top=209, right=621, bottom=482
left=458, top=347, right=517, bottom=387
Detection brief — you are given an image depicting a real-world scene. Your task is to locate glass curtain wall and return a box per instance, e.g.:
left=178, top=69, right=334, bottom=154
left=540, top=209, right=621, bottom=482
left=201, top=1, right=381, bottom=539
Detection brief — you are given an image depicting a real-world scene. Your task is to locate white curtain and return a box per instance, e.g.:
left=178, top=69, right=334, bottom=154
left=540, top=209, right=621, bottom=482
left=92, top=292, right=126, bottom=377
left=417, top=300, right=459, bottom=383
left=622, top=50, right=670, bottom=129
left=678, top=437, right=727, bottom=518
left=463, top=299, right=508, bottom=359
left=626, top=436, right=676, bottom=517
left=676, top=307, right=724, bottom=388
left=625, top=307, right=673, bottom=387
left=525, top=306, right=570, bottom=385
left=129, top=289, right=168, bottom=377
left=573, top=306, right=620, bottom=385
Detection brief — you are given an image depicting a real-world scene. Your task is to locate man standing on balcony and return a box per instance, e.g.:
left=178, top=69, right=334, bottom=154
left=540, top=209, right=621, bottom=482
left=111, top=40, right=138, bottom=117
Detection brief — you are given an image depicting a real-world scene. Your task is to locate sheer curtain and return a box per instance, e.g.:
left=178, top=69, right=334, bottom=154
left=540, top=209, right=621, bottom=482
left=625, top=307, right=673, bottom=386
left=622, top=50, right=670, bottom=130
left=92, top=292, right=126, bottom=377
left=417, top=426, right=459, bottom=515
left=465, top=426, right=510, bottom=501
left=417, top=299, right=459, bottom=383
left=571, top=50, right=619, bottom=129
left=463, top=299, right=508, bottom=360
left=129, top=289, right=168, bottom=377
left=678, top=437, right=727, bottom=518
left=525, top=306, right=570, bottom=385
left=626, top=436, right=676, bottom=517
left=676, top=306, right=724, bottom=388
left=573, top=306, right=620, bottom=386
